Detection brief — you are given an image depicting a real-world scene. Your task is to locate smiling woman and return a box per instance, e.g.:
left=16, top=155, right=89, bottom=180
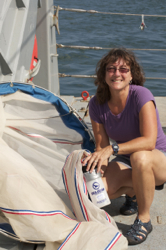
left=94, top=48, right=145, bottom=105
left=82, top=47, right=166, bottom=246
left=105, top=59, right=132, bottom=94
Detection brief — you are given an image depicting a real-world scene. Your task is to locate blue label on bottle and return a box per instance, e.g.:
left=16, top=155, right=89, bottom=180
left=92, top=182, right=100, bottom=190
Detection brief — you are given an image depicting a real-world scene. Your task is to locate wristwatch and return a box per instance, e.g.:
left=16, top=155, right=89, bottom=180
left=112, top=143, right=119, bottom=156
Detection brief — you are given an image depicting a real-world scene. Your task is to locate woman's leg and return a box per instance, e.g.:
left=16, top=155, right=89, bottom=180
left=102, top=161, right=134, bottom=199
left=130, top=149, right=166, bottom=223
left=125, top=149, right=166, bottom=243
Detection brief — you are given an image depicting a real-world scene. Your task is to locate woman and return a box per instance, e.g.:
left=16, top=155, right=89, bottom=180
left=82, top=48, right=166, bottom=245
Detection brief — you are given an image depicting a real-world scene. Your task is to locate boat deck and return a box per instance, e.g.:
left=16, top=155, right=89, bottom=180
left=0, top=95, right=166, bottom=250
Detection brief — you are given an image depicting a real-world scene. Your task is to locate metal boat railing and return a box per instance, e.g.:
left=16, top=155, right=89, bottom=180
left=54, top=5, right=166, bottom=81
left=54, top=6, right=166, bottom=18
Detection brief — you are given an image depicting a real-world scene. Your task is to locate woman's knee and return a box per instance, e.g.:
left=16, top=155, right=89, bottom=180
left=130, top=151, right=152, bottom=171
left=102, top=174, right=120, bottom=195
left=103, top=162, right=132, bottom=195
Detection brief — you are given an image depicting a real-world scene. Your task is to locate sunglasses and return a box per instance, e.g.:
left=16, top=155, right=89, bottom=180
left=106, top=67, right=130, bottom=74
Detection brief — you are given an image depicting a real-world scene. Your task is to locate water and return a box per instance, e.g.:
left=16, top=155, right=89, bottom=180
left=55, top=0, right=166, bottom=97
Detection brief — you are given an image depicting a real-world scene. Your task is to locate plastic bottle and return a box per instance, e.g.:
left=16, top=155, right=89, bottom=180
left=83, top=167, right=111, bottom=208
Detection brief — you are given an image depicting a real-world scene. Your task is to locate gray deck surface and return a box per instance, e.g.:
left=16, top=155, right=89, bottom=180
left=104, top=186, right=166, bottom=250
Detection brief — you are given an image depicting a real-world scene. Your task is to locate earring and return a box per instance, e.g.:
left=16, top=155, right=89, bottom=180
left=129, top=80, right=132, bottom=85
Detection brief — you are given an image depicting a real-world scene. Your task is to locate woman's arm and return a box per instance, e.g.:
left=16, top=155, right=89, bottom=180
left=91, top=119, right=110, bottom=151
left=118, top=100, right=157, bottom=155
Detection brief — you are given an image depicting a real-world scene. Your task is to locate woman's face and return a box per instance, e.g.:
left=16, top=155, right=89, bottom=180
left=105, top=58, right=132, bottom=92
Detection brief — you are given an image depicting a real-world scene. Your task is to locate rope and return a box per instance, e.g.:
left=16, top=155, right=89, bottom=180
left=57, top=44, right=166, bottom=52
left=59, top=73, right=96, bottom=78
left=145, top=77, right=166, bottom=80
left=59, top=73, right=166, bottom=80
left=54, top=6, right=166, bottom=18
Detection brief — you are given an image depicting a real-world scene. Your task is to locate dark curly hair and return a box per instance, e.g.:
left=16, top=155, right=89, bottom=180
left=95, top=48, right=145, bottom=104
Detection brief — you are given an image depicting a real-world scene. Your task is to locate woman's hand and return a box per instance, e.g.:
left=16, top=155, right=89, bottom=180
left=82, top=145, right=113, bottom=173
left=82, top=118, right=111, bottom=173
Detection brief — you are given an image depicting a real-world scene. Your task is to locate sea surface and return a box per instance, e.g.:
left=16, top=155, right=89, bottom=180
left=54, top=0, right=166, bottom=97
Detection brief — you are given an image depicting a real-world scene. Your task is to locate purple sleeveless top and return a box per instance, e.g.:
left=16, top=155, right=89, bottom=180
left=89, top=85, right=166, bottom=152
